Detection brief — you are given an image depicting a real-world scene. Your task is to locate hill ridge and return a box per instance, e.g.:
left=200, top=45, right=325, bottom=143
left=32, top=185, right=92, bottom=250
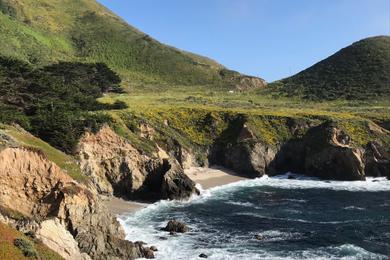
left=269, top=35, right=390, bottom=100
left=0, top=0, right=266, bottom=90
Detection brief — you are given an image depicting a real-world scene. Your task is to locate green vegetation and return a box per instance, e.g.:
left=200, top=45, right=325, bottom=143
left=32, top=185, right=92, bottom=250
left=268, top=36, right=390, bottom=100
left=97, top=88, right=389, bottom=156
left=0, top=205, right=27, bottom=221
left=0, top=223, right=63, bottom=260
left=0, top=0, right=259, bottom=90
left=0, top=56, right=121, bottom=153
left=1, top=53, right=388, bottom=165
left=14, top=238, right=38, bottom=257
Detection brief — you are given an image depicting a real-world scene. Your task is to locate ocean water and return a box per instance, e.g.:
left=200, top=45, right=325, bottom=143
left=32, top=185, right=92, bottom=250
left=119, top=174, right=390, bottom=260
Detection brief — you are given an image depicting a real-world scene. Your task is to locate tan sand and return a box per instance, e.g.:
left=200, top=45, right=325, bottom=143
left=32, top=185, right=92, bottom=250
left=185, top=166, right=248, bottom=189
left=104, top=197, right=149, bottom=215
left=106, top=167, right=247, bottom=215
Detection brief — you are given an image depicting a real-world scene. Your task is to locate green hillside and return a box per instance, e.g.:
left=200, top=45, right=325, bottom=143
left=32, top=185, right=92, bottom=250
left=0, top=0, right=265, bottom=89
left=269, top=36, right=390, bottom=100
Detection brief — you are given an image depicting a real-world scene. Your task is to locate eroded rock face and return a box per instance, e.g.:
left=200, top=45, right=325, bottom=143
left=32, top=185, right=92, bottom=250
left=161, top=160, right=200, bottom=200
left=36, top=218, right=91, bottom=260
left=77, top=126, right=152, bottom=195
left=0, top=147, right=148, bottom=260
left=234, top=76, right=267, bottom=91
left=305, top=146, right=365, bottom=180
left=210, top=122, right=277, bottom=177
left=0, top=147, right=73, bottom=218
left=364, top=141, right=390, bottom=178
left=223, top=141, right=277, bottom=177
left=303, top=125, right=365, bottom=180
left=210, top=121, right=369, bottom=181
left=77, top=126, right=198, bottom=200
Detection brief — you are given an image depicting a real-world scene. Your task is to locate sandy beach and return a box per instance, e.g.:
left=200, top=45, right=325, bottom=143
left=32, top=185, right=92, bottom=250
left=104, top=197, right=149, bottom=215
left=105, top=167, right=248, bottom=215
left=185, top=166, right=248, bottom=189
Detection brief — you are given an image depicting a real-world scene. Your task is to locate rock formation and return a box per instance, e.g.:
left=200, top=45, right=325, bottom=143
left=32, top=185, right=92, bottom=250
left=77, top=126, right=198, bottom=200
left=210, top=120, right=388, bottom=181
left=161, top=220, right=189, bottom=233
left=0, top=145, right=151, bottom=260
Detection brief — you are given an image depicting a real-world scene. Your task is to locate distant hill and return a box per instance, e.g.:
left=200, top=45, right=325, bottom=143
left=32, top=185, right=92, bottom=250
left=270, top=36, right=390, bottom=100
left=0, top=0, right=265, bottom=90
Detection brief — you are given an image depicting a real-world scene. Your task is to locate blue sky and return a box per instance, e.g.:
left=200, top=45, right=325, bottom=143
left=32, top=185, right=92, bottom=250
left=97, top=0, right=389, bottom=82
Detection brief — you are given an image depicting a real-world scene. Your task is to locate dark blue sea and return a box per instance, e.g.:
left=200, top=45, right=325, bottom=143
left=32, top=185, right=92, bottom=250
left=119, top=174, right=390, bottom=260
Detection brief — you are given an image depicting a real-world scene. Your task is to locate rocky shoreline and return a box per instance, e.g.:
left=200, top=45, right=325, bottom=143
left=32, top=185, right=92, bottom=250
left=106, top=167, right=248, bottom=216
left=0, top=116, right=389, bottom=259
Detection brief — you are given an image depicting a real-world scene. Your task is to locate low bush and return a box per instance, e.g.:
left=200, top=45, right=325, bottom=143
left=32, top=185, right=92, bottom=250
left=13, top=237, right=38, bottom=258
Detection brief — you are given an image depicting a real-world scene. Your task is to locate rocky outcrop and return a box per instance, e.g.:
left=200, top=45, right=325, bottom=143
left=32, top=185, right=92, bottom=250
left=161, top=160, right=200, bottom=200
left=364, top=141, right=390, bottom=178
left=210, top=120, right=377, bottom=181
left=210, top=121, right=278, bottom=177
left=303, top=126, right=365, bottom=180
left=0, top=146, right=150, bottom=259
left=77, top=126, right=198, bottom=200
left=234, top=76, right=267, bottom=91
left=219, top=69, right=267, bottom=91
left=36, top=218, right=91, bottom=260
left=221, top=141, right=277, bottom=177
left=161, top=220, right=189, bottom=233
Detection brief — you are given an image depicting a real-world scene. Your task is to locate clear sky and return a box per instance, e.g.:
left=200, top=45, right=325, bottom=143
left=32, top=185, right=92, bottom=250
left=97, top=0, right=389, bottom=82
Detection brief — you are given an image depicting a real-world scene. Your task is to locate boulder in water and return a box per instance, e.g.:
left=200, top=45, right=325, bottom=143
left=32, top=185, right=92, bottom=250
left=141, top=247, right=155, bottom=259
left=199, top=253, right=208, bottom=258
left=254, top=234, right=264, bottom=240
left=162, top=220, right=189, bottom=233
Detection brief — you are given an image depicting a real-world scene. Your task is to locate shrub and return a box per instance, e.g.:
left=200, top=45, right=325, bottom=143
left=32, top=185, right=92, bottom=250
left=110, top=100, right=128, bottom=110
left=14, top=237, right=38, bottom=257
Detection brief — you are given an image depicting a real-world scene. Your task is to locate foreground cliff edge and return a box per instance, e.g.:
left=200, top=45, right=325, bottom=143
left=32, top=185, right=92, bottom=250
left=0, top=126, right=160, bottom=259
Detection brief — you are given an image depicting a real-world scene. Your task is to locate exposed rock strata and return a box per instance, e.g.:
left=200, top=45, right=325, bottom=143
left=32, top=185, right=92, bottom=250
left=77, top=126, right=198, bottom=200
left=210, top=121, right=388, bottom=180
left=303, top=126, right=365, bottom=180
left=0, top=146, right=150, bottom=260
left=234, top=76, right=267, bottom=91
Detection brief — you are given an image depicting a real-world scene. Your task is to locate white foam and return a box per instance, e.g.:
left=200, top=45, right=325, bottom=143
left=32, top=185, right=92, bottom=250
left=118, top=173, right=390, bottom=259
left=343, top=206, right=366, bottom=211
left=252, top=230, right=303, bottom=242
left=225, top=201, right=256, bottom=207
left=204, top=174, right=390, bottom=193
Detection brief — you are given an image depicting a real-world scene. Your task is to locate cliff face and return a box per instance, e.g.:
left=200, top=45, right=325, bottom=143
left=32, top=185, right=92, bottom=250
left=77, top=126, right=198, bottom=200
left=209, top=120, right=389, bottom=181
left=0, top=145, right=150, bottom=260
left=105, top=109, right=388, bottom=182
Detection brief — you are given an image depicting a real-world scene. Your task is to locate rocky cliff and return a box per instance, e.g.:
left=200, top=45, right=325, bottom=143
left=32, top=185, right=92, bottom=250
left=104, top=110, right=388, bottom=181
left=0, top=129, right=153, bottom=260
left=77, top=126, right=198, bottom=200
left=209, top=119, right=389, bottom=180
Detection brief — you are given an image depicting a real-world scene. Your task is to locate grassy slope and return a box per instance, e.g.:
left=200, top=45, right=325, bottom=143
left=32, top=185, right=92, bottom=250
left=267, top=36, right=390, bottom=100
left=0, top=0, right=257, bottom=89
left=0, top=222, right=63, bottom=260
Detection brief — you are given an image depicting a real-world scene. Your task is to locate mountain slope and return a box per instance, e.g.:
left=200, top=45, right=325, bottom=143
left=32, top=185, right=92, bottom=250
left=270, top=36, right=390, bottom=100
left=0, top=0, right=266, bottom=89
